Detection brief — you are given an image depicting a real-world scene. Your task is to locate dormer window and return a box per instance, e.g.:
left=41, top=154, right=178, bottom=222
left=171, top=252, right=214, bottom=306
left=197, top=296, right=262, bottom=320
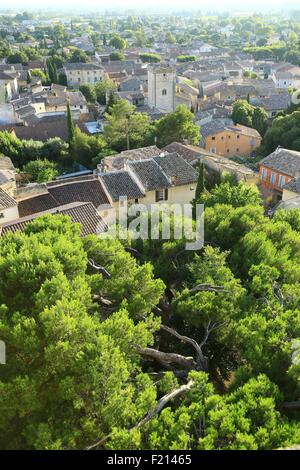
left=162, top=89, right=167, bottom=96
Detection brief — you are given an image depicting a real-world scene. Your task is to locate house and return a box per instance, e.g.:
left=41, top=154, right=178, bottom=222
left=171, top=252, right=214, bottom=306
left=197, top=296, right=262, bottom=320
left=0, top=115, right=89, bottom=142
left=272, top=71, right=293, bottom=89
left=250, top=93, right=290, bottom=119
left=99, top=146, right=162, bottom=172
left=64, top=63, right=106, bottom=89
left=116, top=91, right=145, bottom=107
left=259, top=148, right=300, bottom=200
left=99, top=150, right=198, bottom=208
left=162, top=142, right=258, bottom=184
left=200, top=121, right=262, bottom=157
left=9, top=86, right=89, bottom=124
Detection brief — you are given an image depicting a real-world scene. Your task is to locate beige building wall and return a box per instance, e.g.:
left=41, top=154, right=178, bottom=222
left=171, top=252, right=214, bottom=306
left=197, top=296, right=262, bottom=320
left=0, top=205, right=19, bottom=224
left=282, top=188, right=299, bottom=201
left=66, top=68, right=106, bottom=88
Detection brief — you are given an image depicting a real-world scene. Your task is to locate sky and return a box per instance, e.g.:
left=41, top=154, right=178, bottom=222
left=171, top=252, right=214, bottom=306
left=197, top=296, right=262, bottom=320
left=1, top=0, right=300, bottom=13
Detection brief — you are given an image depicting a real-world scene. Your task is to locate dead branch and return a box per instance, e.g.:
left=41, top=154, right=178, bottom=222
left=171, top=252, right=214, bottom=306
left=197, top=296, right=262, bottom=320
left=160, top=324, right=208, bottom=371
left=189, top=284, right=230, bottom=294
left=92, top=295, right=113, bottom=306
left=88, top=259, right=111, bottom=279
left=135, top=345, right=196, bottom=370
left=85, top=379, right=194, bottom=450
left=136, top=379, right=194, bottom=428
left=125, top=246, right=142, bottom=259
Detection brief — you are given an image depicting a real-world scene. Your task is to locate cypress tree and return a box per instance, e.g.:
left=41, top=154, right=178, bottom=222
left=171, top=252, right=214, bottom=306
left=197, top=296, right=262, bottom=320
left=47, top=59, right=54, bottom=83
left=67, top=103, right=75, bottom=144
left=52, top=61, right=59, bottom=84
left=195, top=161, right=205, bottom=201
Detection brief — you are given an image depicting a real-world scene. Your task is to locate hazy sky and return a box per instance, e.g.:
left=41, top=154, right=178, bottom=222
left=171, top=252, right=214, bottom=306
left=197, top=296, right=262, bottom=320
left=1, top=0, right=300, bottom=13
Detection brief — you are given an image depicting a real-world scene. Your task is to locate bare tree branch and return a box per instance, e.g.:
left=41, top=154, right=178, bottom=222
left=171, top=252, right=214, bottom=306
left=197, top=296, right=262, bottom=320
left=88, top=259, right=111, bottom=279
left=125, top=246, right=142, bottom=259
left=160, top=324, right=208, bottom=371
left=136, top=379, right=194, bottom=428
left=85, top=379, right=194, bottom=450
left=189, top=284, right=230, bottom=294
left=135, top=345, right=196, bottom=370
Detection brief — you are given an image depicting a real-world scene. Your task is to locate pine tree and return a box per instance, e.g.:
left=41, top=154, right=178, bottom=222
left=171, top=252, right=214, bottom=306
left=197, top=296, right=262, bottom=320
left=67, top=103, right=75, bottom=144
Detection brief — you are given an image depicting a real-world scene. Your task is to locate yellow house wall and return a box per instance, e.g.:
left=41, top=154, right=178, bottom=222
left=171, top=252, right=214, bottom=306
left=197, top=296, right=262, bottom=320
left=205, top=131, right=261, bottom=157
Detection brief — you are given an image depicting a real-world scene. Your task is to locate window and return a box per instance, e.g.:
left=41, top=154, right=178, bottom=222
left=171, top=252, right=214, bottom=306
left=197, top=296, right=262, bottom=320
left=162, top=89, right=167, bottom=96
left=228, top=135, right=231, bottom=139
left=236, top=148, right=239, bottom=152
left=227, top=149, right=230, bottom=153
left=0, top=212, right=4, bottom=219
left=212, top=136, right=215, bottom=141
left=279, top=175, right=286, bottom=188
left=270, top=172, right=277, bottom=185
left=237, top=135, right=240, bottom=139
left=210, top=147, right=216, bottom=153
left=135, top=198, right=139, bottom=204
left=261, top=168, right=267, bottom=180
left=155, top=189, right=168, bottom=202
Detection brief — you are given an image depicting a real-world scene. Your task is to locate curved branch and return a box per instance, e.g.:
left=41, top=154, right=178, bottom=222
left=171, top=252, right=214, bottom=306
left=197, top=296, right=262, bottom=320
left=135, top=345, right=196, bottom=370
left=160, top=324, right=207, bottom=370
left=136, top=379, right=194, bottom=428
left=88, top=259, right=111, bottom=279
left=85, top=379, right=194, bottom=450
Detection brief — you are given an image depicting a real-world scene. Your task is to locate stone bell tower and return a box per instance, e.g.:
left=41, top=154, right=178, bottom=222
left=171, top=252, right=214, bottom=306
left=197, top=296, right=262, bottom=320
left=147, top=64, right=176, bottom=113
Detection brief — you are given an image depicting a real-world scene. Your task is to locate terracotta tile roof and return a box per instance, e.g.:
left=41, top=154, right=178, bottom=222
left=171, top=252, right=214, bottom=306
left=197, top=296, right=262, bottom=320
left=153, top=153, right=198, bottom=186
left=47, top=179, right=111, bottom=210
left=100, top=146, right=161, bottom=171
left=100, top=171, right=145, bottom=201
left=0, top=118, right=88, bottom=142
left=18, top=192, right=59, bottom=217
left=0, top=188, right=17, bottom=210
left=128, top=159, right=171, bottom=191
left=1, top=202, right=107, bottom=237
left=260, top=148, right=300, bottom=177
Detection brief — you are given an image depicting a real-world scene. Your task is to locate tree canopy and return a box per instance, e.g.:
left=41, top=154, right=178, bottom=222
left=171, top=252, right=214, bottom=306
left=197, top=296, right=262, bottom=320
left=154, top=105, right=200, bottom=147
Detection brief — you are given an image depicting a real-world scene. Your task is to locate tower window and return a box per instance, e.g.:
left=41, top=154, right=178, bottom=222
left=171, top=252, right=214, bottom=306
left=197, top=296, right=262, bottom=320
left=162, top=89, right=167, bottom=96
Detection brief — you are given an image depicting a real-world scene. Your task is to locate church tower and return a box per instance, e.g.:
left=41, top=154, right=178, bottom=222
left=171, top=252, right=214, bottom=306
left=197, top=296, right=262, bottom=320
left=147, top=65, right=176, bottom=113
